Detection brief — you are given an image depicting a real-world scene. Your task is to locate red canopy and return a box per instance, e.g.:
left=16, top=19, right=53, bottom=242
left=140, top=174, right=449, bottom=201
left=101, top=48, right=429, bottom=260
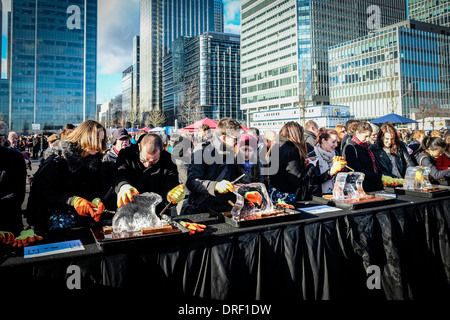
left=137, top=127, right=152, bottom=131
left=180, top=118, right=248, bottom=132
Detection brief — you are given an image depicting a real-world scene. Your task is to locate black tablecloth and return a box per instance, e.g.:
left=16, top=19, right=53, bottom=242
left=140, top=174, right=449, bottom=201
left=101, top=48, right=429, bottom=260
left=1, top=194, right=449, bottom=302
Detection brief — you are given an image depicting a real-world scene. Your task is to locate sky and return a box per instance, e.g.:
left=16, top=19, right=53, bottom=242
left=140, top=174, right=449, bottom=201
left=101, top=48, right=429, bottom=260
left=97, top=0, right=241, bottom=105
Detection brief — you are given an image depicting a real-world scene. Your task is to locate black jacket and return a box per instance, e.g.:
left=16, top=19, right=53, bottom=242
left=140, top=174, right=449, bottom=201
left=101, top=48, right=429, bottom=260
left=185, top=137, right=237, bottom=214
left=269, top=135, right=316, bottom=200
left=369, top=142, right=415, bottom=178
left=25, top=141, right=114, bottom=231
left=306, top=149, right=339, bottom=196
left=414, top=151, right=450, bottom=181
left=0, top=147, right=26, bottom=233
left=343, top=140, right=383, bottom=192
left=115, top=143, right=179, bottom=212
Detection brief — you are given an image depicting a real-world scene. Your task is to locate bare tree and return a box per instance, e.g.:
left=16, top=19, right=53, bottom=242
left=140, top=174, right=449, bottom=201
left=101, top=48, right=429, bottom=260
left=122, top=97, right=141, bottom=128
left=145, top=107, right=166, bottom=128
left=178, top=77, right=203, bottom=127
left=297, top=62, right=318, bottom=126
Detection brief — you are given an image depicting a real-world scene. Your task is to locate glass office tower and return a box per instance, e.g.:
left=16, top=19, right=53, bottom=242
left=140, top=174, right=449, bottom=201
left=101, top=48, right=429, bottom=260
left=329, top=20, right=450, bottom=119
left=241, top=0, right=406, bottom=130
left=140, top=0, right=223, bottom=116
left=6, top=0, right=97, bottom=132
left=163, top=32, right=243, bottom=126
left=408, top=0, right=450, bottom=27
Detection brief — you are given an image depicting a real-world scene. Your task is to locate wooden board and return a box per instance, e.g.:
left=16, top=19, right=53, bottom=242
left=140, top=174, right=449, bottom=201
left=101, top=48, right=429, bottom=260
left=220, top=208, right=304, bottom=228
left=312, top=194, right=397, bottom=210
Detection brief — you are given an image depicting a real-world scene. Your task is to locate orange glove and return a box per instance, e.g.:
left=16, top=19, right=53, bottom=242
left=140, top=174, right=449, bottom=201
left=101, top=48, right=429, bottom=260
left=71, top=196, right=96, bottom=217
left=12, top=229, right=43, bottom=247
left=92, top=198, right=105, bottom=222
left=0, top=231, right=15, bottom=244
left=180, top=222, right=206, bottom=235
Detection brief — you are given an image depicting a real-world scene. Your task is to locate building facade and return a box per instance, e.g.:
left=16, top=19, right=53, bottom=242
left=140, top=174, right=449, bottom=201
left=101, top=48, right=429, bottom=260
left=122, top=65, right=133, bottom=113
left=139, top=0, right=223, bottom=115
left=240, top=0, right=407, bottom=130
left=163, top=32, right=243, bottom=127
left=329, top=20, right=450, bottom=120
left=408, top=0, right=450, bottom=27
left=252, top=105, right=352, bottom=132
left=2, top=0, right=97, bottom=132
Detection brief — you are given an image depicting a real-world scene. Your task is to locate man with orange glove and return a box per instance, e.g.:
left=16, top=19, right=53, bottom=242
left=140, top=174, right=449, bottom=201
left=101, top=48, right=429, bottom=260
left=114, top=133, right=179, bottom=213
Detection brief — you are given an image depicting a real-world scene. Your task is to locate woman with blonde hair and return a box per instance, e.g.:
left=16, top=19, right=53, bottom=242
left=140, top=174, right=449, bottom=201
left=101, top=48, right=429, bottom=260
left=25, top=120, right=113, bottom=232
left=268, top=121, right=316, bottom=202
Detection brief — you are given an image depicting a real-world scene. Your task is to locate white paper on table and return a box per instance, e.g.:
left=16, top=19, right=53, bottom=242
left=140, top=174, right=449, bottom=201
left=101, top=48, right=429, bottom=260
left=23, top=240, right=85, bottom=258
left=300, top=205, right=342, bottom=214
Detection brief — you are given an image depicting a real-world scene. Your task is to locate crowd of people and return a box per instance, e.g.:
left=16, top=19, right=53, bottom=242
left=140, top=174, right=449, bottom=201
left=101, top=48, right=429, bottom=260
left=1, top=117, right=450, bottom=247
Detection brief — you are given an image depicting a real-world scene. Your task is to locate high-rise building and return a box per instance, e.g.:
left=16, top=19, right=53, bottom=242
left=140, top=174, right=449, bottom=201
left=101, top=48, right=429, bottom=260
left=329, top=20, right=450, bottom=119
left=1, top=0, right=3, bottom=78
left=132, top=35, right=140, bottom=116
left=240, top=0, right=407, bottom=131
left=122, top=65, right=133, bottom=112
left=139, top=0, right=224, bottom=118
left=4, top=0, right=97, bottom=132
left=163, top=31, right=243, bottom=126
left=408, top=0, right=450, bottom=27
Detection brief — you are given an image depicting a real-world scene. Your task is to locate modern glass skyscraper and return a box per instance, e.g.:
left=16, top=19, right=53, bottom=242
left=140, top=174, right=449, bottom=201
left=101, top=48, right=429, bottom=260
left=408, top=0, right=450, bottom=27
left=329, top=19, right=450, bottom=119
left=241, top=0, right=406, bottom=130
left=139, top=0, right=223, bottom=117
left=163, top=31, right=243, bottom=126
left=4, top=0, right=97, bottom=132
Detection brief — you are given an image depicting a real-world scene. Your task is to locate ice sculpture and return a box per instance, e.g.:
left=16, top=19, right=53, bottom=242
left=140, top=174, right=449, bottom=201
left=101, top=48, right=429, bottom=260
left=403, top=166, right=432, bottom=190
left=332, top=172, right=367, bottom=201
left=231, top=183, right=274, bottom=221
left=112, top=192, right=169, bottom=237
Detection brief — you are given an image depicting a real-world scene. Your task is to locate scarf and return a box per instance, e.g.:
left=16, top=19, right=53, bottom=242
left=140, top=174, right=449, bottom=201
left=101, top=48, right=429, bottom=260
left=352, top=136, right=378, bottom=173
left=314, top=145, right=336, bottom=194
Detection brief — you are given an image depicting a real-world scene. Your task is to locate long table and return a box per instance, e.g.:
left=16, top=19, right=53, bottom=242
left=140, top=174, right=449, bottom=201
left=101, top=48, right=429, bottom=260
left=1, top=193, right=450, bottom=304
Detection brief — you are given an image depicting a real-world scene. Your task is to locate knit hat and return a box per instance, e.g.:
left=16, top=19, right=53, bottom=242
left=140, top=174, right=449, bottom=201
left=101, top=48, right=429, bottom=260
left=237, top=133, right=258, bottom=149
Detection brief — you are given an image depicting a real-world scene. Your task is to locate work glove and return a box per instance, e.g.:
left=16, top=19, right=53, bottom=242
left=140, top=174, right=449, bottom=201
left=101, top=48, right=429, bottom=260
left=330, top=156, right=347, bottom=176
left=215, top=180, right=234, bottom=194
left=12, top=229, right=43, bottom=247
left=71, top=196, right=96, bottom=217
left=117, top=184, right=139, bottom=208
left=167, top=184, right=186, bottom=204
left=180, top=221, right=206, bottom=235
left=0, top=231, right=15, bottom=244
left=91, top=198, right=105, bottom=222
left=382, top=175, right=398, bottom=186
left=394, top=178, right=404, bottom=186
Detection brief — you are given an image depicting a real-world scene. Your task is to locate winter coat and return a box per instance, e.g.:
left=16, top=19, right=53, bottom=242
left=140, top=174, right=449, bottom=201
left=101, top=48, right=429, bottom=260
left=343, top=140, right=383, bottom=192
left=435, top=152, right=450, bottom=171
left=414, top=151, right=450, bottom=181
left=307, top=148, right=339, bottom=196
left=268, top=135, right=316, bottom=200
left=0, top=147, right=26, bottom=233
left=25, top=141, right=114, bottom=232
left=114, top=143, right=179, bottom=213
left=185, top=137, right=237, bottom=214
left=369, top=142, right=415, bottom=178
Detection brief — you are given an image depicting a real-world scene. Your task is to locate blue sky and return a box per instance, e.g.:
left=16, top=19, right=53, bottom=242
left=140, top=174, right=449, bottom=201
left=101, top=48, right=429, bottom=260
left=97, top=0, right=241, bottom=104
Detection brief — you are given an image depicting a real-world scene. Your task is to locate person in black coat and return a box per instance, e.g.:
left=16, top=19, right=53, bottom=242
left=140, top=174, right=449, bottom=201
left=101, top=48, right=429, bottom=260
left=304, top=120, right=318, bottom=153
left=343, top=121, right=384, bottom=192
left=184, top=118, right=241, bottom=214
left=25, top=120, right=112, bottom=232
left=413, top=136, right=450, bottom=182
left=0, top=130, right=26, bottom=234
left=269, top=121, right=317, bottom=201
left=114, top=133, right=181, bottom=214
left=369, top=123, right=415, bottom=179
